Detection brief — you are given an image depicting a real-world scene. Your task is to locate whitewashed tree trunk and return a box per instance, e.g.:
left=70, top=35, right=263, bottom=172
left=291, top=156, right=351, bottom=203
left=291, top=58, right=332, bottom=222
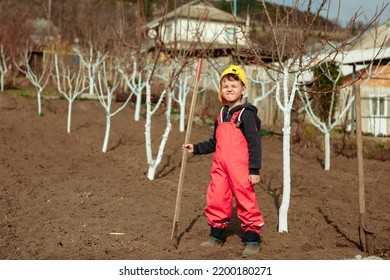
left=75, top=46, right=107, bottom=96
left=95, top=60, right=133, bottom=153
left=0, top=45, right=9, bottom=92
left=276, top=67, right=298, bottom=233
left=67, top=102, right=73, bottom=133
left=144, top=66, right=173, bottom=180
left=155, top=60, right=204, bottom=133
left=145, top=81, right=154, bottom=176
left=172, top=70, right=193, bottom=132
left=134, top=72, right=144, bottom=121
left=146, top=88, right=172, bottom=180
left=96, top=63, right=116, bottom=153
left=119, top=61, right=144, bottom=122
left=324, top=130, right=330, bottom=170
left=14, top=51, right=52, bottom=116
left=298, top=83, right=355, bottom=171
left=279, top=108, right=291, bottom=233
left=53, top=53, right=87, bottom=133
left=102, top=111, right=111, bottom=153
left=177, top=77, right=188, bottom=132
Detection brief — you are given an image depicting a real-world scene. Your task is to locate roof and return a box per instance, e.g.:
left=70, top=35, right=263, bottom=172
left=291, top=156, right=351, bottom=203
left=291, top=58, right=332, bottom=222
left=335, top=47, right=390, bottom=76
left=27, top=18, right=59, bottom=37
left=334, top=20, right=390, bottom=75
left=349, top=20, right=390, bottom=50
left=338, top=47, right=390, bottom=64
left=26, top=18, right=60, bottom=49
left=147, top=0, right=246, bottom=29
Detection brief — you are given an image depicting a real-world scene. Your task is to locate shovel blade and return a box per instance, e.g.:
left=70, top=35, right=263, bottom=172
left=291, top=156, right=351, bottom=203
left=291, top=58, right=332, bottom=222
left=359, top=225, right=375, bottom=255
left=171, top=222, right=179, bottom=248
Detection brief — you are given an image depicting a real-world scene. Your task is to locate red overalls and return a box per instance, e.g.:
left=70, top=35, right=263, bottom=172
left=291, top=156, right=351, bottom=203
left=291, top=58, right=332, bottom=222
left=205, top=109, right=265, bottom=234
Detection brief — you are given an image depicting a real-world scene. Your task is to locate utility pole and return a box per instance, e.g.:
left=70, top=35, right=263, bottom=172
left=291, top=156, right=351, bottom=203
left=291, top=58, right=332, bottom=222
left=233, top=0, right=237, bottom=46
left=48, top=0, right=52, bottom=21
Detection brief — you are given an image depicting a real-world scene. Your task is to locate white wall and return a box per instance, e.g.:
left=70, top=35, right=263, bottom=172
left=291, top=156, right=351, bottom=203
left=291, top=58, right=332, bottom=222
left=162, top=18, right=247, bottom=47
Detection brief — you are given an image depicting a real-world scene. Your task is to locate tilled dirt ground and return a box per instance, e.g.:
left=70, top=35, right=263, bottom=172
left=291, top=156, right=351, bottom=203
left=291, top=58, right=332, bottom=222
left=0, top=91, right=389, bottom=260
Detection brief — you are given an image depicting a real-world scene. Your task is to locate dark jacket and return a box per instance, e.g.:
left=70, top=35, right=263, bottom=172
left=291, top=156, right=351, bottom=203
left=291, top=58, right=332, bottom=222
left=193, top=103, right=262, bottom=175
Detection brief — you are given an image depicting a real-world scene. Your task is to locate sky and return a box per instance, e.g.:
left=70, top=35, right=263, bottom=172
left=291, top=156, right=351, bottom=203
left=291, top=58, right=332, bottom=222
left=269, top=0, right=390, bottom=27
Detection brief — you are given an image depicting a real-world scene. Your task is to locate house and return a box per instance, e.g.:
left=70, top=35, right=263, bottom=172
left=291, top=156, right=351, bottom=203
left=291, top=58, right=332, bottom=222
left=142, top=0, right=249, bottom=58
left=337, top=20, right=390, bottom=137
left=25, top=18, right=61, bottom=73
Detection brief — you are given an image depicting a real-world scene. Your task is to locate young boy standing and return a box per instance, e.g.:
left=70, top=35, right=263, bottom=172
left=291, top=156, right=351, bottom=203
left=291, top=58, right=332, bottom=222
left=183, top=65, right=265, bottom=256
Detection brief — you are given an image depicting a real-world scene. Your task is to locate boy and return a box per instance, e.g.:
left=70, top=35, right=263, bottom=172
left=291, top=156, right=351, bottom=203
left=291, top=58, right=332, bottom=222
left=183, top=65, right=265, bottom=256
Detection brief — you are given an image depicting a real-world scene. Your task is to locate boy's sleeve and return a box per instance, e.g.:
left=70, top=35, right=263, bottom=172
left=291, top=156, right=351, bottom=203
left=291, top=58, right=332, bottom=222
left=193, top=121, right=217, bottom=155
left=241, top=110, right=262, bottom=175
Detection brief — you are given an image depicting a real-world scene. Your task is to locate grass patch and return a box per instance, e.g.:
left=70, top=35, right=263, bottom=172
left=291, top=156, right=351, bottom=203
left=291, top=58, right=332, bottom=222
left=170, top=108, right=180, bottom=115
left=206, top=121, right=214, bottom=127
left=363, top=146, right=372, bottom=157
left=376, top=142, right=386, bottom=149
left=6, top=89, right=35, bottom=98
left=303, top=126, right=316, bottom=141
left=260, top=129, right=269, bottom=136
left=269, top=225, right=278, bottom=233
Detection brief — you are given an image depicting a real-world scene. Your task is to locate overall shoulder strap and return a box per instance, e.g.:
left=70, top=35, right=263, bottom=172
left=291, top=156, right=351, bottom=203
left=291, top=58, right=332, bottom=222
left=232, top=108, right=245, bottom=127
left=218, top=107, right=225, bottom=123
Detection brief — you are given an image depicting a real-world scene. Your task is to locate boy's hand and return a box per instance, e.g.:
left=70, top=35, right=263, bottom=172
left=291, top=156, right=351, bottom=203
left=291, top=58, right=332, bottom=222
left=248, top=174, right=260, bottom=185
left=182, top=144, right=194, bottom=153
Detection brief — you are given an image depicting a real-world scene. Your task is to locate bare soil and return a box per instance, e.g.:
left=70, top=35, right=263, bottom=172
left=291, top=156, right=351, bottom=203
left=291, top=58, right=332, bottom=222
left=1, top=91, right=389, bottom=260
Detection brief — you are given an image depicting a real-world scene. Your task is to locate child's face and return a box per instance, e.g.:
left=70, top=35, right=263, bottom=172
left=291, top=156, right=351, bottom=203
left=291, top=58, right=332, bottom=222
left=220, top=76, right=245, bottom=106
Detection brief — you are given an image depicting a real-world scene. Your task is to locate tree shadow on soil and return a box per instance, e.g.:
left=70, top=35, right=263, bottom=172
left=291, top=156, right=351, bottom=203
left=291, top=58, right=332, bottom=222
left=157, top=153, right=202, bottom=179
left=260, top=172, right=282, bottom=212
left=75, top=121, right=92, bottom=132
left=108, top=134, right=127, bottom=151
left=156, top=155, right=179, bottom=179
left=316, top=157, right=325, bottom=169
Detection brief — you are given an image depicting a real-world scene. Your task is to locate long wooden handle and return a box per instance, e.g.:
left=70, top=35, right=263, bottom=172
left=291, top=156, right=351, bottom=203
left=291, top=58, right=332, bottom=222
left=355, top=83, right=368, bottom=252
left=171, top=58, right=203, bottom=241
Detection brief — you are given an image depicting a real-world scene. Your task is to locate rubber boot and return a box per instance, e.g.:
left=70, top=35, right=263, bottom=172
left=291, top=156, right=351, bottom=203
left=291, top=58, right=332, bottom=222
left=200, top=237, right=223, bottom=247
left=242, top=242, right=259, bottom=256
left=200, top=227, right=224, bottom=247
left=242, top=230, right=260, bottom=256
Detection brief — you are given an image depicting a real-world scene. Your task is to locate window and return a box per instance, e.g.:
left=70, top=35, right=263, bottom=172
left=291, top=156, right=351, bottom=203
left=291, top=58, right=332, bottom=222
left=371, top=97, right=385, bottom=116
left=166, top=24, right=173, bottom=41
left=369, top=95, right=388, bottom=136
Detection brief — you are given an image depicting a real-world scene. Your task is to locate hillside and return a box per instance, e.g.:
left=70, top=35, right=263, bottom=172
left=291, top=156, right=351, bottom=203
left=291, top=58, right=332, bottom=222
left=1, top=0, right=351, bottom=51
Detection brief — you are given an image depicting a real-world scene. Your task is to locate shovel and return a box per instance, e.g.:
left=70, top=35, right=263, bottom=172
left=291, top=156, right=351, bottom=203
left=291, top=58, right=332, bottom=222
left=358, top=215, right=375, bottom=255
left=171, top=58, right=203, bottom=246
